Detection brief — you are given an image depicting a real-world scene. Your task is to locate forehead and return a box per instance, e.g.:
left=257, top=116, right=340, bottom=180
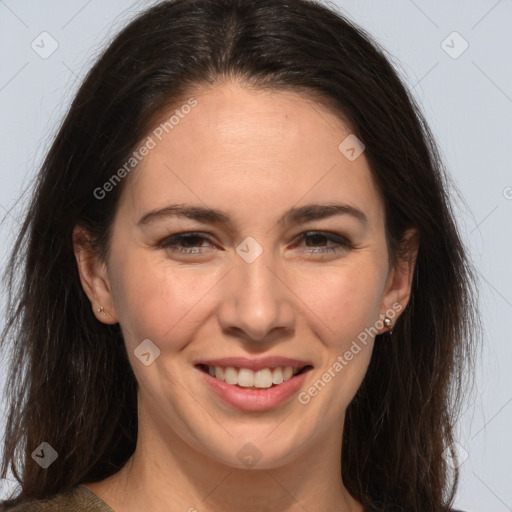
left=117, top=82, right=384, bottom=227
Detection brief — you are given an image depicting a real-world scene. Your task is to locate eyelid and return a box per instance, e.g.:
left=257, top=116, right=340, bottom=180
left=294, top=230, right=353, bottom=246
left=159, top=232, right=219, bottom=253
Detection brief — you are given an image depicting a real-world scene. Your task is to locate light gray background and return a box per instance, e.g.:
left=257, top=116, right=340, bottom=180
left=1, top=1, right=511, bottom=510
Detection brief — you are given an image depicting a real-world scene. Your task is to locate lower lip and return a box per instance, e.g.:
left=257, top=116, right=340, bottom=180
left=197, top=367, right=311, bottom=411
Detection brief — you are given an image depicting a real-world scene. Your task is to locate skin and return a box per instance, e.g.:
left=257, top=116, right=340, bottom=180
left=74, top=82, right=418, bottom=512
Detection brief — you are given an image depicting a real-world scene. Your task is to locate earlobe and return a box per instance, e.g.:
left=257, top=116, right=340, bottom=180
left=72, top=225, right=118, bottom=324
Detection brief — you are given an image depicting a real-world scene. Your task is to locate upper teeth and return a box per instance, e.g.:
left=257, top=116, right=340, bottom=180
left=208, top=366, right=300, bottom=388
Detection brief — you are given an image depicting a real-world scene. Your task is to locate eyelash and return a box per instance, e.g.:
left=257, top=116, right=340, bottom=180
left=159, top=231, right=353, bottom=256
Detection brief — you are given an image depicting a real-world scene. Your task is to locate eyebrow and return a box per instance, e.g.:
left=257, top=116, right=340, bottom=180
left=137, top=203, right=368, bottom=227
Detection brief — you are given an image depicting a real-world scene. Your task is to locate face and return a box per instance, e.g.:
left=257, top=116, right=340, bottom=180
left=76, top=82, right=415, bottom=469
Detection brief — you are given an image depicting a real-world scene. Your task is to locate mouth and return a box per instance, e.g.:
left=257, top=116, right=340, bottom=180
left=194, top=357, right=315, bottom=411
left=195, top=363, right=314, bottom=390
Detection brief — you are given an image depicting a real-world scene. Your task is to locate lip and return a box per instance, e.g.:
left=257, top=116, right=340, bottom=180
left=196, top=364, right=313, bottom=411
left=193, top=356, right=312, bottom=371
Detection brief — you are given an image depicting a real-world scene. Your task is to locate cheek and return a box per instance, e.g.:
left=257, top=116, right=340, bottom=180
left=109, top=250, right=221, bottom=349
left=291, top=259, right=386, bottom=345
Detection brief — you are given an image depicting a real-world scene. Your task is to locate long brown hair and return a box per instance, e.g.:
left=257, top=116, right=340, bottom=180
left=0, top=1, right=479, bottom=510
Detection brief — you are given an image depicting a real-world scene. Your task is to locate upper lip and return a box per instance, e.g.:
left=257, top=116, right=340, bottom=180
left=194, top=356, right=313, bottom=372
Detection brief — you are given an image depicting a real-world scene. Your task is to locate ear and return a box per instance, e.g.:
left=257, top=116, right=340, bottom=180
left=377, top=228, right=419, bottom=333
left=72, top=225, right=118, bottom=324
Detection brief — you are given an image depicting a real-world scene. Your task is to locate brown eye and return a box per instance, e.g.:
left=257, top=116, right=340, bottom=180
left=160, top=232, right=216, bottom=254
left=297, top=231, right=353, bottom=254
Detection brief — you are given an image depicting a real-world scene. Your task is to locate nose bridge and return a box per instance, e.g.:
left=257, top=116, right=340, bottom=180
left=217, top=239, right=295, bottom=341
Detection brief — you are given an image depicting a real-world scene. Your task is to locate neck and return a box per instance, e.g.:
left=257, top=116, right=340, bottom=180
left=84, top=403, right=363, bottom=512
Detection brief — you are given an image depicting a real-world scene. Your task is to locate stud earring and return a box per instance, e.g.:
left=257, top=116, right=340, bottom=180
left=383, top=316, right=393, bottom=335
left=97, top=306, right=106, bottom=316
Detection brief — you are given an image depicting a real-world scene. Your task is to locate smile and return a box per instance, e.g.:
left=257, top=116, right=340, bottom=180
left=196, top=364, right=312, bottom=389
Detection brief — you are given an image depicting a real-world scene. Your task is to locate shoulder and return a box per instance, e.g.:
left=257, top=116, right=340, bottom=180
left=0, top=485, right=114, bottom=512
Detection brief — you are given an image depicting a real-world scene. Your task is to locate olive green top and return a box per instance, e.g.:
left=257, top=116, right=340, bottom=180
left=2, top=486, right=114, bottom=511
left=1, top=487, right=467, bottom=511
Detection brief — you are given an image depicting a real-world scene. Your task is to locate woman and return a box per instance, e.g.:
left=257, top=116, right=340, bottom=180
left=0, top=0, right=478, bottom=510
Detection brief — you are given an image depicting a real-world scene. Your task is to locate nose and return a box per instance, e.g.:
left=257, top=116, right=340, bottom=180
left=216, top=249, right=296, bottom=343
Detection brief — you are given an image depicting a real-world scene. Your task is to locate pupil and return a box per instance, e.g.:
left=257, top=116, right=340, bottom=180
left=183, top=236, right=202, bottom=247
left=306, top=234, right=326, bottom=246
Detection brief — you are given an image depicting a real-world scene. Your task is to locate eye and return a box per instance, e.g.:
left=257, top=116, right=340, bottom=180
left=159, top=232, right=217, bottom=255
left=294, top=231, right=353, bottom=255
left=159, top=230, right=353, bottom=257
